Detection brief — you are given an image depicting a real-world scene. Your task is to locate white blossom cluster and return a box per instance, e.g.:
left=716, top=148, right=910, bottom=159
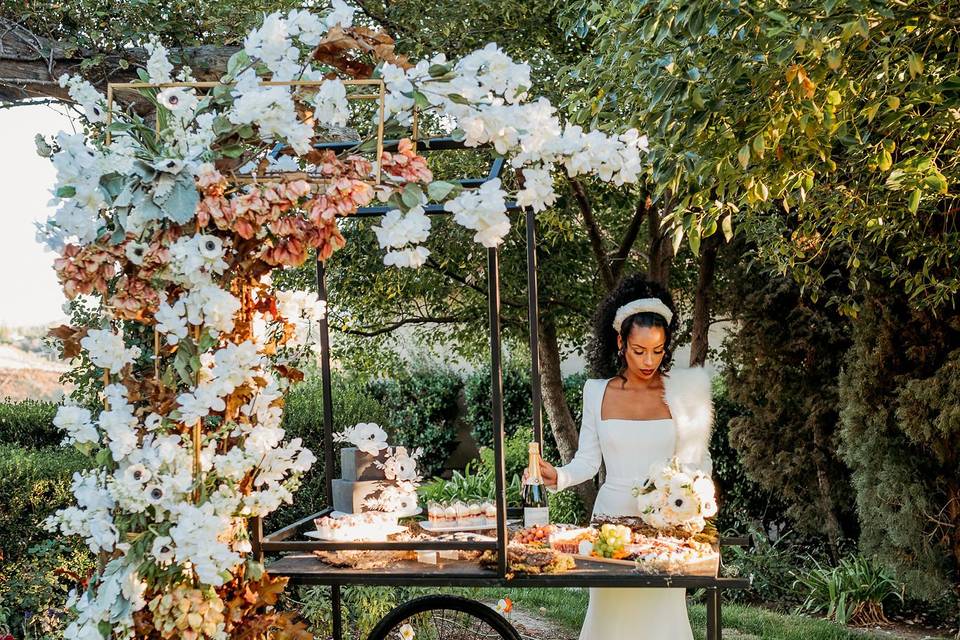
left=58, top=73, right=107, bottom=123
left=45, top=469, right=118, bottom=554
left=53, top=404, right=98, bottom=448
left=375, top=51, right=650, bottom=260
left=63, top=557, right=145, bottom=640
left=443, top=178, right=511, bottom=247
left=372, top=205, right=432, bottom=268
left=80, top=328, right=142, bottom=374
left=633, top=457, right=718, bottom=533
left=272, top=289, right=328, bottom=349
left=333, top=422, right=388, bottom=455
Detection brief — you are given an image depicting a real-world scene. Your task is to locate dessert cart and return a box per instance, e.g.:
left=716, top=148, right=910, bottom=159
left=250, top=137, right=752, bottom=640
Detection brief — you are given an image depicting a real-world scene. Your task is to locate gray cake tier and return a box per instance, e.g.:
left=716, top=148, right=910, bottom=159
left=332, top=478, right=398, bottom=514
left=340, top=447, right=391, bottom=482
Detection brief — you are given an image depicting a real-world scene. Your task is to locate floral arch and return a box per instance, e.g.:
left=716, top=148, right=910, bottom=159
left=41, top=3, right=648, bottom=638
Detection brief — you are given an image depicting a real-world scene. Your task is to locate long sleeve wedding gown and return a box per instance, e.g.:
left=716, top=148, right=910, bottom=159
left=552, top=368, right=714, bottom=640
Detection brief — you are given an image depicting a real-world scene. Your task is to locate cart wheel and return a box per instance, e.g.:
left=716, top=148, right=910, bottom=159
left=366, top=595, right=521, bottom=640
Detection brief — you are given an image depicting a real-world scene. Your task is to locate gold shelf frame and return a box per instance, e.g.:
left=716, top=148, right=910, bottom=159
left=105, top=78, right=389, bottom=185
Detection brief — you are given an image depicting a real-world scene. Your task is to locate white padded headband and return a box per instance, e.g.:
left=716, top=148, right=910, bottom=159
left=612, top=297, right=673, bottom=332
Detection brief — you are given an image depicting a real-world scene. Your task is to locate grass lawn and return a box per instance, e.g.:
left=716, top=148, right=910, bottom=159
left=425, top=587, right=943, bottom=640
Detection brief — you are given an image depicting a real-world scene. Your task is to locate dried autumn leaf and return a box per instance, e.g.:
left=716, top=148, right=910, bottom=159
left=275, top=365, right=305, bottom=382
left=312, top=26, right=411, bottom=77
left=48, top=324, right=88, bottom=359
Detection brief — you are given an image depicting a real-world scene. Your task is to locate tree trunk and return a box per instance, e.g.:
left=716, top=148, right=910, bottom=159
left=809, top=411, right=845, bottom=561
left=647, top=202, right=673, bottom=287
left=0, top=19, right=236, bottom=103
left=538, top=314, right=597, bottom=514
left=689, top=234, right=720, bottom=367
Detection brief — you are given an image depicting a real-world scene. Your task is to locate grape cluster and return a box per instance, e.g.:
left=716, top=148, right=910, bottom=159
left=593, top=524, right=632, bottom=559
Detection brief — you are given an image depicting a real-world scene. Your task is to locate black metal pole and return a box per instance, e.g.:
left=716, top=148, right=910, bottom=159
left=316, top=257, right=335, bottom=508
left=332, top=585, right=343, bottom=640
left=706, top=587, right=720, bottom=640
left=524, top=207, right=543, bottom=445
left=487, top=246, right=508, bottom=578
left=250, top=515, right=263, bottom=563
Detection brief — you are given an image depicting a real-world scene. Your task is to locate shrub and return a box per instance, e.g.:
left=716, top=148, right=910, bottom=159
left=467, top=366, right=586, bottom=469
left=0, top=444, right=89, bottom=562
left=366, top=366, right=462, bottom=479
left=464, top=360, right=532, bottom=447
left=0, top=539, right=95, bottom=639
left=719, top=524, right=833, bottom=609
left=0, top=400, right=60, bottom=449
left=838, top=299, right=960, bottom=601
left=793, top=556, right=903, bottom=626
left=297, top=585, right=412, bottom=640
left=708, top=379, right=788, bottom=535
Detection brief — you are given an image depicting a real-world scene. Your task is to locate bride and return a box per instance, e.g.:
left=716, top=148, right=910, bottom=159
left=529, top=274, right=714, bottom=640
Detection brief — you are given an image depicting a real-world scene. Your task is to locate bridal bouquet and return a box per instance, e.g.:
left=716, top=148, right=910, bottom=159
left=632, top=458, right=717, bottom=533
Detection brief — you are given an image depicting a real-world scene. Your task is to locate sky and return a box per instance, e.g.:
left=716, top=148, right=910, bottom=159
left=0, top=104, right=74, bottom=328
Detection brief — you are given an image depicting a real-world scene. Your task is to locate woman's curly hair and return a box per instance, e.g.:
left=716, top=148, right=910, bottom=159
left=585, top=274, right=679, bottom=380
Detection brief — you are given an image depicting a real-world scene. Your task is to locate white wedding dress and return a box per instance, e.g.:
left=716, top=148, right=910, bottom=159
left=553, top=376, right=707, bottom=640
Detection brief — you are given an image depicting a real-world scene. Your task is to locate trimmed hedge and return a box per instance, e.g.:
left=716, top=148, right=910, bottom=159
left=367, top=366, right=463, bottom=479
left=0, top=399, right=61, bottom=449
left=0, top=444, right=90, bottom=562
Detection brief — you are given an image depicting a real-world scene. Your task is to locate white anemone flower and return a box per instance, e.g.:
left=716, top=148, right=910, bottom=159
left=157, top=87, right=198, bottom=114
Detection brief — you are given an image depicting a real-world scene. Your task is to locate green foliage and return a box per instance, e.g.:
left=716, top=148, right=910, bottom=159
left=720, top=526, right=828, bottom=609
left=0, top=540, right=95, bottom=639
left=463, top=360, right=532, bottom=447
left=720, top=257, right=855, bottom=543
left=548, top=485, right=588, bottom=526
left=418, top=458, right=500, bottom=503
left=0, top=400, right=60, bottom=449
left=838, top=298, right=960, bottom=601
left=707, top=378, right=785, bottom=535
left=366, top=365, right=463, bottom=479
left=466, top=365, right=586, bottom=468
left=793, top=556, right=903, bottom=625
left=562, top=0, right=960, bottom=310
left=0, top=446, right=94, bottom=638
left=0, top=445, right=90, bottom=562
left=297, top=585, right=412, bottom=640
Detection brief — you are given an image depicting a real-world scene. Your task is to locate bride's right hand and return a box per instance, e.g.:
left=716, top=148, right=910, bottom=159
left=522, top=458, right=559, bottom=488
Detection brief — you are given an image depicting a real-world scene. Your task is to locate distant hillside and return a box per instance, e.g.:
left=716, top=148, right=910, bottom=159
left=0, top=344, right=69, bottom=402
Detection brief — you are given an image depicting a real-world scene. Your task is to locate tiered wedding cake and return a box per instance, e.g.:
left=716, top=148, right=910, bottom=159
left=333, top=447, right=397, bottom=513
left=331, top=423, right=422, bottom=516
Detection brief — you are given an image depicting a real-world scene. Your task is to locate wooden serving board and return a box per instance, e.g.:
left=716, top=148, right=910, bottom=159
left=572, top=552, right=720, bottom=576
left=571, top=553, right=634, bottom=566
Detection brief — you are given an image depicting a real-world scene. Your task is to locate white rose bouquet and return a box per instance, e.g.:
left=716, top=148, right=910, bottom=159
left=632, top=457, right=717, bottom=533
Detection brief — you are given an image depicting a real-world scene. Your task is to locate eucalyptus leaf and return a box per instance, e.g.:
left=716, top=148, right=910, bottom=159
left=427, top=181, right=457, bottom=201
left=161, top=174, right=201, bottom=224
left=401, top=183, right=424, bottom=209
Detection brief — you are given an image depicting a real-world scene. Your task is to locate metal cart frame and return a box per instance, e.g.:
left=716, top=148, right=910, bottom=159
left=250, top=137, right=751, bottom=640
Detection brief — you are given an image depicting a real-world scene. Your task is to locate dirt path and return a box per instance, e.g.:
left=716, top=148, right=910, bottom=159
left=481, top=601, right=577, bottom=640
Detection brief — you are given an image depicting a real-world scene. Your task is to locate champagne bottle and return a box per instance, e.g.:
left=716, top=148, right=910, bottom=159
left=522, top=441, right=550, bottom=527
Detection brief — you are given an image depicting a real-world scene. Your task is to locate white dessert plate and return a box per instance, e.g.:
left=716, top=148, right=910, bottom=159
left=329, top=507, right=422, bottom=519
left=305, top=525, right=407, bottom=541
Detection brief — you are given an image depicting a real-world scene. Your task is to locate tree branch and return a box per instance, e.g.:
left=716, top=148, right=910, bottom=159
left=0, top=18, right=237, bottom=103
left=568, top=176, right=615, bottom=291
left=610, top=194, right=649, bottom=282
left=423, top=256, right=526, bottom=309
left=352, top=0, right=407, bottom=40
left=335, top=315, right=463, bottom=337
